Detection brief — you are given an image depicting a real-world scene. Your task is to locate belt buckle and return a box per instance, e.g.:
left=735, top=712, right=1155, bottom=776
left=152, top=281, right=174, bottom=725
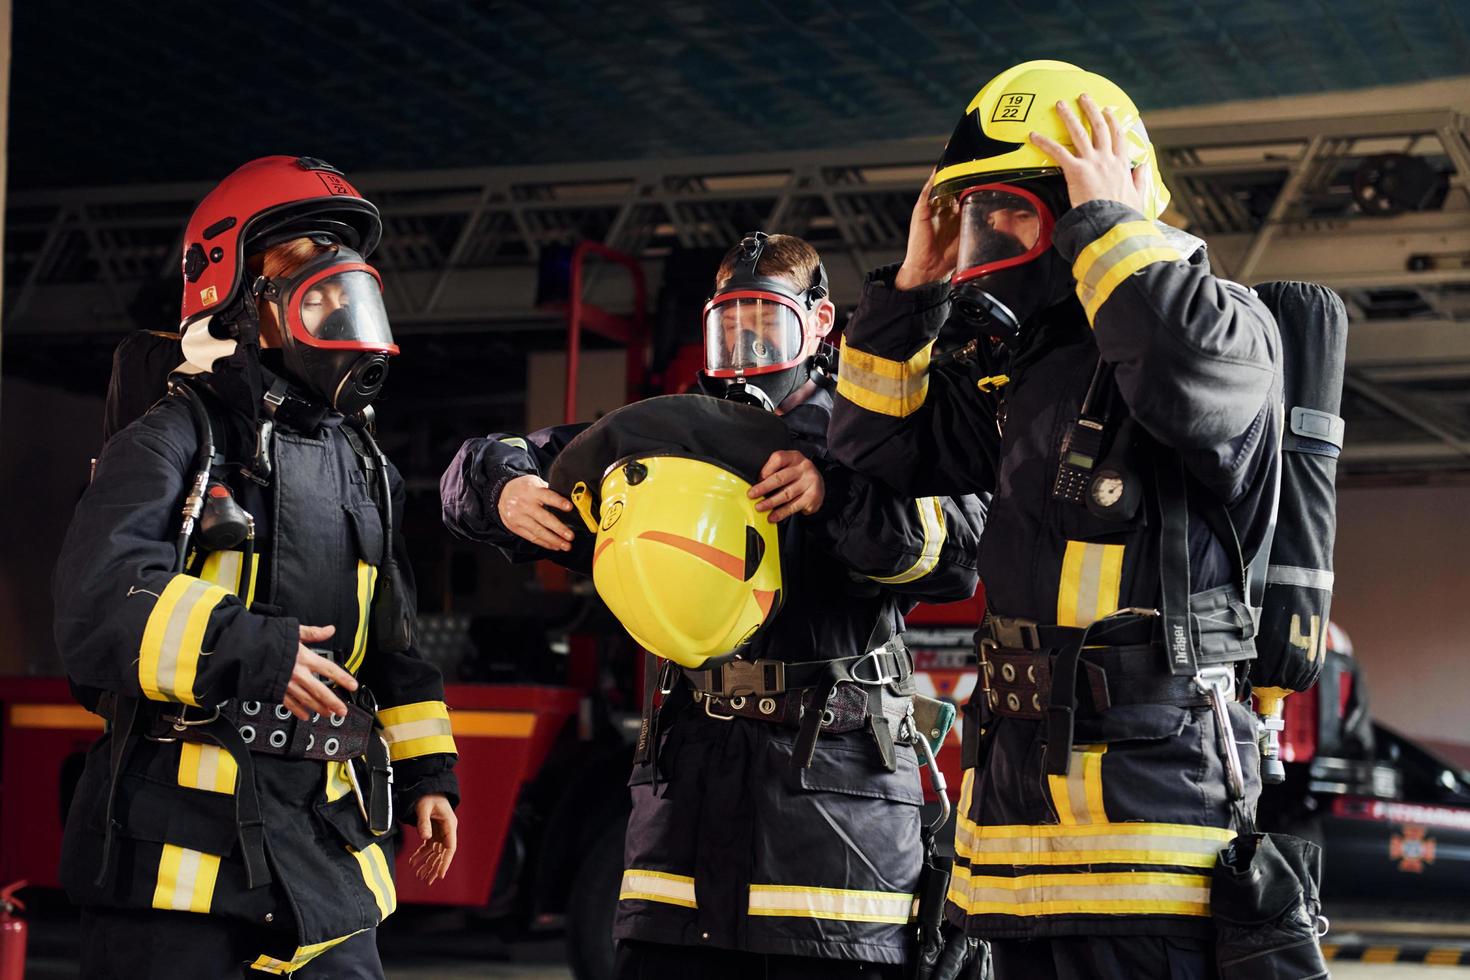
left=850, top=647, right=898, bottom=686
left=720, top=658, right=783, bottom=697
left=149, top=704, right=222, bottom=743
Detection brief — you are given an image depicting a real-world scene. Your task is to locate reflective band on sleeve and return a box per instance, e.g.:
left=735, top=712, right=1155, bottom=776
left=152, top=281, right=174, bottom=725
left=619, top=869, right=698, bottom=909
left=835, top=340, right=935, bottom=418
left=1056, top=541, right=1124, bottom=628
left=177, top=742, right=238, bottom=795
left=351, top=841, right=397, bottom=920
left=1266, top=565, right=1335, bottom=591
left=250, top=933, right=363, bottom=976
left=1047, top=745, right=1107, bottom=826
left=138, top=575, right=231, bottom=705
left=954, top=818, right=1235, bottom=869
left=377, top=701, right=457, bottom=761
left=748, top=884, right=917, bottom=924
left=346, top=561, right=379, bottom=675
left=948, top=867, right=1210, bottom=917
left=1071, top=220, right=1183, bottom=324
left=151, top=843, right=221, bottom=914
left=869, top=497, right=947, bottom=585
left=500, top=436, right=529, bottom=450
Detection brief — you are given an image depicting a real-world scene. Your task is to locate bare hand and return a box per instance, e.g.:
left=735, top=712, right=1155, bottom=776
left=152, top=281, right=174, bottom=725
left=409, top=794, right=458, bottom=884
left=498, top=474, right=574, bottom=552
left=1029, top=93, right=1149, bottom=214
left=284, top=625, right=357, bottom=721
left=895, top=171, right=961, bottom=291
left=749, top=450, right=825, bottom=523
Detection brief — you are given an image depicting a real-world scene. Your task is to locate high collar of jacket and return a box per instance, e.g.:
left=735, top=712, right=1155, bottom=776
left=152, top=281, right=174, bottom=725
left=781, top=385, right=833, bottom=456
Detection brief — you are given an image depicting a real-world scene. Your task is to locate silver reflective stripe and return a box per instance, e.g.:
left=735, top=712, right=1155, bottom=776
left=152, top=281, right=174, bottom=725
left=747, top=884, right=915, bottom=924
left=156, top=578, right=217, bottom=697
left=1266, top=565, right=1335, bottom=591
left=620, top=870, right=697, bottom=908
left=870, top=497, right=946, bottom=585
left=166, top=848, right=202, bottom=911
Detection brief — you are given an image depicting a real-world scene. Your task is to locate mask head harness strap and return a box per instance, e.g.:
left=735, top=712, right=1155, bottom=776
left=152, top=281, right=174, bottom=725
left=725, top=231, right=828, bottom=311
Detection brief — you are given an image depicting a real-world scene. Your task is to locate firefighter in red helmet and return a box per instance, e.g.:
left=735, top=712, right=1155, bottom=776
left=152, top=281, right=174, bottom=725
left=54, top=156, right=458, bottom=978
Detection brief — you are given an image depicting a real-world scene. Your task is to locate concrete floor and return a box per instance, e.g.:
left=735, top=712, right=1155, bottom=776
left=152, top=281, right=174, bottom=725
left=19, top=901, right=1469, bottom=978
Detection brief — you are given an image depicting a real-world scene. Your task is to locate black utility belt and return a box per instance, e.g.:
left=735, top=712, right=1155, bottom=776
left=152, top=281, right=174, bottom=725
left=980, top=643, right=1212, bottom=721
left=143, top=698, right=376, bottom=762
left=680, top=640, right=915, bottom=699
left=689, top=682, right=910, bottom=735
left=671, top=640, right=916, bottom=772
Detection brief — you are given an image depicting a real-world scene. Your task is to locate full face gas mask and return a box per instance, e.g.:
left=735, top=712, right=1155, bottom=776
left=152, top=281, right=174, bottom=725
left=947, top=177, right=1075, bottom=343
left=702, top=232, right=830, bottom=412
left=254, top=244, right=397, bottom=413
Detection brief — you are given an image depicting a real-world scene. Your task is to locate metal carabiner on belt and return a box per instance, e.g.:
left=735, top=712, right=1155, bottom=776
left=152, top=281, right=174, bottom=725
left=1195, top=666, right=1246, bottom=801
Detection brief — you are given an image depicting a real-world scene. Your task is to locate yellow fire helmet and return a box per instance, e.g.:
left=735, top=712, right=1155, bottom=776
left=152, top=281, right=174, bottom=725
left=570, top=452, right=784, bottom=670
left=933, top=60, right=1171, bottom=220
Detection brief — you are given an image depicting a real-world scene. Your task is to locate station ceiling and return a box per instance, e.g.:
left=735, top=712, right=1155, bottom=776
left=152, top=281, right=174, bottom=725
left=11, top=0, right=1470, bottom=189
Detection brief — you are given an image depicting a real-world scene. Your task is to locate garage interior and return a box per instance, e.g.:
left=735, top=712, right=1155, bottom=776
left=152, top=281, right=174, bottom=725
left=0, top=2, right=1468, bottom=977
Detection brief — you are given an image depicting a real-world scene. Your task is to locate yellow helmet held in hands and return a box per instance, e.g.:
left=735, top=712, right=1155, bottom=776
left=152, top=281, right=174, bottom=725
left=933, top=60, right=1171, bottom=220
left=572, top=452, right=784, bottom=670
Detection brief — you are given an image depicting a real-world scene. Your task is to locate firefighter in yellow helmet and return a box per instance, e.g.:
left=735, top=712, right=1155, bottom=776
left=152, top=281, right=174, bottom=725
left=442, top=233, right=986, bottom=978
left=830, top=62, right=1290, bottom=979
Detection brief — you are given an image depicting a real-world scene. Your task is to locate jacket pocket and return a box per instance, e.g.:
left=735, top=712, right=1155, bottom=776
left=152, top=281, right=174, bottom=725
left=102, top=772, right=241, bottom=857
left=753, top=732, right=924, bottom=922
left=316, top=793, right=389, bottom=853
left=344, top=501, right=385, bottom=566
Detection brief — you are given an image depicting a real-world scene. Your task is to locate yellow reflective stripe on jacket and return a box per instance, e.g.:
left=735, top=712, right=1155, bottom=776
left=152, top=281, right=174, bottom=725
left=1047, top=745, right=1107, bottom=826
left=138, top=575, right=231, bottom=705
left=176, top=742, right=237, bottom=795
left=836, top=340, right=934, bottom=418
left=948, top=866, right=1211, bottom=917
left=619, top=869, right=697, bottom=909
left=954, top=813, right=1234, bottom=870
left=748, top=884, right=917, bottom=925
left=198, top=549, right=259, bottom=607
left=324, top=760, right=355, bottom=803
left=351, top=841, right=397, bottom=920
left=1072, top=220, right=1183, bottom=323
left=869, top=497, right=946, bottom=585
left=346, top=561, right=379, bottom=674
left=250, top=932, right=363, bottom=975
left=377, top=701, right=457, bottom=761
left=1056, top=541, right=1124, bottom=628
left=150, top=843, right=221, bottom=913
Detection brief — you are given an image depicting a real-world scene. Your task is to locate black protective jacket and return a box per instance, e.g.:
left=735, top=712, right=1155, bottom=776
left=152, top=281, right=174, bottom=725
left=441, top=389, right=986, bottom=964
left=829, top=201, right=1283, bottom=941
left=54, top=365, right=458, bottom=974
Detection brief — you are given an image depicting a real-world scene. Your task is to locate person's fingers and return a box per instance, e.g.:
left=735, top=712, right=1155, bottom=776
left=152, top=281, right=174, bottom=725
left=760, top=450, right=799, bottom=480
left=298, top=649, right=358, bottom=692
left=296, top=669, right=348, bottom=718
left=1107, top=107, right=1128, bottom=159
left=1078, top=93, right=1109, bottom=152
left=1132, top=160, right=1153, bottom=199
left=418, top=807, right=433, bottom=842
left=511, top=515, right=573, bottom=551
left=749, top=467, right=797, bottom=502
left=531, top=486, right=574, bottom=512
left=298, top=624, right=337, bottom=643
left=529, top=504, right=574, bottom=541
left=1029, top=131, right=1074, bottom=166
left=1052, top=100, right=1092, bottom=158
left=282, top=691, right=310, bottom=722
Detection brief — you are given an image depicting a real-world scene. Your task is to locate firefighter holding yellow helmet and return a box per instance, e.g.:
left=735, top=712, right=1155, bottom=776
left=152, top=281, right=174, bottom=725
left=442, top=232, right=987, bottom=978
